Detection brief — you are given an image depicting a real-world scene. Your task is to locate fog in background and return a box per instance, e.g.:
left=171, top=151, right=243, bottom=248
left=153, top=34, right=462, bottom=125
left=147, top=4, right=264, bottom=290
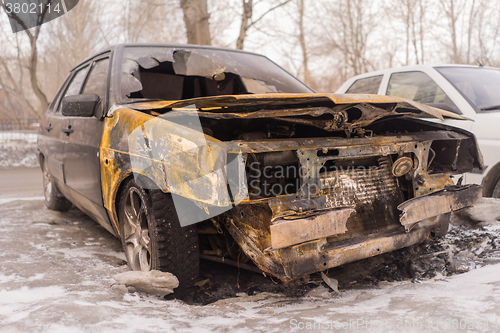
left=1, top=0, right=499, bottom=120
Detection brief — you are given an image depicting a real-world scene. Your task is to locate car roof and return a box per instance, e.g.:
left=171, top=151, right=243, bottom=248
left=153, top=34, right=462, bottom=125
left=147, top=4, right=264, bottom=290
left=70, top=43, right=266, bottom=72
left=347, top=63, right=496, bottom=80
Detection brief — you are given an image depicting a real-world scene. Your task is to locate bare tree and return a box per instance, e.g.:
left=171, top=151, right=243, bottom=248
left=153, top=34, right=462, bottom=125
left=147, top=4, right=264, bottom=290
left=386, top=0, right=426, bottom=65
left=181, top=0, right=212, bottom=45
left=121, top=0, right=185, bottom=44
left=321, top=0, right=375, bottom=79
left=474, top=0, right=500, bottom=65
left=236, top=0, right=291, bottom=50
left=237, top=0, right=253, bottom=50
left=42, top=0, right=103, bottom=90
left=298, top=0, right=310, bottom=85
left=439, top=0, right=465, bottom=63
left=465, top=0, right=478, bottom=63
left=0, top=1, right=51, bottom=113
left=0, top=27, right=40, bottom=119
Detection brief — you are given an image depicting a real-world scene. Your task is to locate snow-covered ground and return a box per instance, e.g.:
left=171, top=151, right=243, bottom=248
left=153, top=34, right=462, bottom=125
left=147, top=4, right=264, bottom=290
left=0, top=197, right=499, bottom=333
left=0, top=132, right=37, bottom=143
left=0, top=132, right=38, bottom=168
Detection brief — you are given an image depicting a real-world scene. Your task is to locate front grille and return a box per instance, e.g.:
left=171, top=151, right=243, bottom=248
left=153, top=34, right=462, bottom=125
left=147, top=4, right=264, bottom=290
left=320, top=156, right=404, bottom=239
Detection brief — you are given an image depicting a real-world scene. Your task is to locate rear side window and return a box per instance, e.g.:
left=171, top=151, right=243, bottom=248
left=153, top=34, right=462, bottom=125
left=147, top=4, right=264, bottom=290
left=82, top=58, right=110, bottom=99
left=346, top=75, right=383, bottom=94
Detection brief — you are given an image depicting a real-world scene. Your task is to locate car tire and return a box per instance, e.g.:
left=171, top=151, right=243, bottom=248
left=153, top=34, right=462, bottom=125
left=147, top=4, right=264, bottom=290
left=42, top=158, right=72, bottom=211
left=493, top=179, right=500, bottom=198
left=118, top=178, right=199, bottom=294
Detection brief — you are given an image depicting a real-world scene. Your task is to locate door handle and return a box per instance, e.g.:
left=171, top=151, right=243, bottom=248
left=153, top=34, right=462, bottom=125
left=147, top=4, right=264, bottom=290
left=44, top=124, right=52, bottom=132
left=62, top=126, right=74, bottom=134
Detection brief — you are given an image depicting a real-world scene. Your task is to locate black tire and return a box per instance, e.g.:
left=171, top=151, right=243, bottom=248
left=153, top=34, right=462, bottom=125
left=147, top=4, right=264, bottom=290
left=118, top=178, right=199, bottom=294
left=42, top=158, right=72, bottom=211
left=493, top=179, right=500, bottom=198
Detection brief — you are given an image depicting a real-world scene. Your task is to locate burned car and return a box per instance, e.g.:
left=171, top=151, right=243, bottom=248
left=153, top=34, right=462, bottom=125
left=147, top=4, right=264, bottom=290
left=38, top=44, right=483, bottom=294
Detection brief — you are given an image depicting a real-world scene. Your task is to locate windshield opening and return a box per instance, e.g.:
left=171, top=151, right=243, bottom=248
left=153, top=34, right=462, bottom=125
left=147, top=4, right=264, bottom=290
left=436, top=66, right=500, bottom=111
left=120, top=47, right=313, bottom=102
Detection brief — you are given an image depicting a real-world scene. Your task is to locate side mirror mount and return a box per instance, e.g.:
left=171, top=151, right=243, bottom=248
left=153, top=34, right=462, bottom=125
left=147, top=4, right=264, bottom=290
left=62, top=94, right=100, bottom=117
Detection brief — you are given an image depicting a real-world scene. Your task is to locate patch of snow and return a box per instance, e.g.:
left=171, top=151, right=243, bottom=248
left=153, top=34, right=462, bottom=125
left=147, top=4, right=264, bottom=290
left=0, top=286, right=66, bottom=323
left=0, top=274, right=18, bottom=284
left=112, top=270, right=179, bottom=297
left=0, top=197, right=45, bottom=205
left=28, top=273, right=45, bottom=282
left=462, top=197, right=500, bottom=222
left=0, top=131, right=37, bottom=143
left=0, top=134, right=38, bottom=168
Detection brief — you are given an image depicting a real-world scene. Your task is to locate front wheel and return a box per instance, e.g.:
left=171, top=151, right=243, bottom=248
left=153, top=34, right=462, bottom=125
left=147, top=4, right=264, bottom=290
left=118, top=178, right=199, bottom=294
left=493, top=179, right=500, bottom=198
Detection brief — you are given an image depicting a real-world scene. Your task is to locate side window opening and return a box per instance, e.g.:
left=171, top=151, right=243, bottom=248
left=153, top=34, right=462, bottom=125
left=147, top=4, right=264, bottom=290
left=346, top=75, right=383, bottom=94
left=55, top=65, right=89, bottom=113
left=47, top=74, right=72, bottom=113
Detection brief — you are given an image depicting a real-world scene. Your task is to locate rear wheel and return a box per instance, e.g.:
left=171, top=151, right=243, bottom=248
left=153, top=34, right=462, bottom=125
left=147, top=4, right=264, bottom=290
left=118, top=178, right=199, bottom=294
left=42, top=158, right=72, bottom=211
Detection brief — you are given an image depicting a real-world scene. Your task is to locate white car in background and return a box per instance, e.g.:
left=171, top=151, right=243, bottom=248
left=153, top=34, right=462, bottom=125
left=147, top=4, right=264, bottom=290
left=336, top=65, right=500, bottom=197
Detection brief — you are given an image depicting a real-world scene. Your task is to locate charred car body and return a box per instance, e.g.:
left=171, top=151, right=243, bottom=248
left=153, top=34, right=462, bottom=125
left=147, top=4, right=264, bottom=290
left=38, top=44, right=483, bottom=292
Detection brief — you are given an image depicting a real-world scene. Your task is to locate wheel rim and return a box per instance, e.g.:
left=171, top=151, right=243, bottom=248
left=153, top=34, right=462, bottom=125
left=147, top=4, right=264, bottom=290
left=123, top=188, right=151, bottom=271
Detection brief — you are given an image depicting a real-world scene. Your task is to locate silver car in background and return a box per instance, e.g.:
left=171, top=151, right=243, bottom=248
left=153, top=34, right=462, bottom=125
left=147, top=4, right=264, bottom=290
left=337, top=65, right=500, bottom=197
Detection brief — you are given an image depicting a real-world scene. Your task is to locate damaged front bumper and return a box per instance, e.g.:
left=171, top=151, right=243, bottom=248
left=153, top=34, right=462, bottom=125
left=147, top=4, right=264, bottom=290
left=225, top=185, right=480, bottom=282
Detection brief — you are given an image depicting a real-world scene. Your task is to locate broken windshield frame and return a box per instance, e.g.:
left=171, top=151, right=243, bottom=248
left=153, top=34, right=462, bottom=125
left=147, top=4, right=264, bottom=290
left=117, top=45, right=314, bottom=104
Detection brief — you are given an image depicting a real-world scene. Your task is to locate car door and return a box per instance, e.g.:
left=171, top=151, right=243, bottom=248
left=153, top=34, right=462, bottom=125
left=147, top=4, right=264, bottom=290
left=62, top=55, right=112, bottom=228
left=39, top=76, right=68, bottom=185
left=41, top=65, right=90, bottom=198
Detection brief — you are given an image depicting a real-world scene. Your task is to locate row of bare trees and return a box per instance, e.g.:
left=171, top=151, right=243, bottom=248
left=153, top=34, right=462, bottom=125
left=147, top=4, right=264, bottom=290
left=1, top=0, right=500, bottom=119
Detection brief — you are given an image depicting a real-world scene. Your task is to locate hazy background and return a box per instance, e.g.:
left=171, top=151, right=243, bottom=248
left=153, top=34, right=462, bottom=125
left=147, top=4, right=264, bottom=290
left=1, top=0, right=499, bottom=120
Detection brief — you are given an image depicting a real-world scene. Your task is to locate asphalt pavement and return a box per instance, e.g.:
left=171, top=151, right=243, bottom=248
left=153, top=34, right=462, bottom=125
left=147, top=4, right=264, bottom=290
left=0, top=167, right=43, bottom=197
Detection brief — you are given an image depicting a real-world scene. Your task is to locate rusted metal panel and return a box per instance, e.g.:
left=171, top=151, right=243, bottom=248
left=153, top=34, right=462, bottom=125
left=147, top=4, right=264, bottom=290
left=227, top=131, right=469, bottom=154
left=130, top=93, right=469, bottom=121
left=398, top=184, right=482, bottom=231
left=270, top=208, right=355, bottom=250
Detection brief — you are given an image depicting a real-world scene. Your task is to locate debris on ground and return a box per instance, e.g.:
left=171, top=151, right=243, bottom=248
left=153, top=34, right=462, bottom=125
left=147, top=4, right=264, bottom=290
left=305, top=284, right=332, bottom=299
left=320, top=272, right=340, bottom=294
left=112, top=270, right=179, bottom=297
left=448, top=257, right=476, bottom=273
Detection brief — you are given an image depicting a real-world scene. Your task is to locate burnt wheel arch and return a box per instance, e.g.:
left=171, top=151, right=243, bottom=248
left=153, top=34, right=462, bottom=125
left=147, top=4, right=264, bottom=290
left=117, top=177, right=200, bottom=294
